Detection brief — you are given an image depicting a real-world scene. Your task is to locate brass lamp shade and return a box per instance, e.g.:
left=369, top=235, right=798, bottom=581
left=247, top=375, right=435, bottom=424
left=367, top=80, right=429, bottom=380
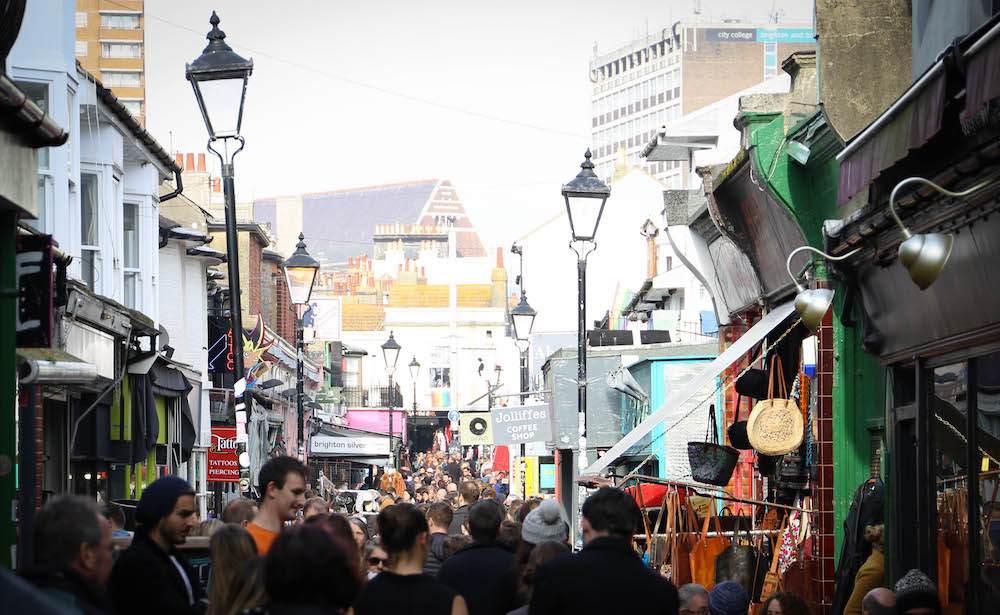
left=794, top=288, right=834, bottom=330
left=898, top=232, right=953, bottom=290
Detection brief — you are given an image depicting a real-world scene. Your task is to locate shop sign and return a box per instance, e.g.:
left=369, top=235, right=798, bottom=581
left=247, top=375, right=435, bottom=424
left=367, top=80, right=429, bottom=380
left=208, top=427, right=239, bottom=483
left=460, top=412, right=494, bottom=445
left=490, top=404, right=552, bottom=446
left=524, top=457, right=538, bottom=496
left=310, top=435, right=389, bottom=456
left=16, top=234, right=53, bottom=348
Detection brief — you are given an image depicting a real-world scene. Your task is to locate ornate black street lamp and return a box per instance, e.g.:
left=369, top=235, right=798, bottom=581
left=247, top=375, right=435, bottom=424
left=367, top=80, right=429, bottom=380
left=281, top=233, right=319, bottom=460
left=382, top=332, right=402, bottom=468
left=409, top=356, right=421, bottom=413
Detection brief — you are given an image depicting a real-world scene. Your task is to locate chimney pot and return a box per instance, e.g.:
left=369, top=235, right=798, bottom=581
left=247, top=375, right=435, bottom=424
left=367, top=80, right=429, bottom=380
left=496, top=247, right=503, bottom=268
left=175, top=153, right=184, bottom=168
left=399, top=264, right=403, bottom=272
left=197, top=153, right=206, bottom=172
left=186, top=153, right=195, bottom=171
left=214, top=178, right=221, bottom=192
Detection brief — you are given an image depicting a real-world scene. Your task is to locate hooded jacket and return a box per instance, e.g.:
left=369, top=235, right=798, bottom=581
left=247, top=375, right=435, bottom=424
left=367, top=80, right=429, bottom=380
left=423, top=532, right=448, bottom=577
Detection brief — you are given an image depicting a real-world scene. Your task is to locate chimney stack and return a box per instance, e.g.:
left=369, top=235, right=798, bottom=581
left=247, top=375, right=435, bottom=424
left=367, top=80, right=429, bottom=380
left=197, top=153, right=206, bottom=172
left=186, top=153, right=195, bottom=171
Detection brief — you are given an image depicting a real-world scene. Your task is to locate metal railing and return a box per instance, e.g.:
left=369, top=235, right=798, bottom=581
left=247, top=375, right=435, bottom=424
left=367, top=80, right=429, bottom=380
left=341, top=385, right=402, bottom=409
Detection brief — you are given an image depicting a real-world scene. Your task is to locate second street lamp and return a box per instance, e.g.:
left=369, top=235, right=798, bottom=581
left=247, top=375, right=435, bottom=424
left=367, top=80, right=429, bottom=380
left=409, top=356, right=420, bottom=413
left=510, top=291, right=536, bottom=499
left=281, top=233, right=319, bottom=461
left=382, top=332, right=401, bottom=468
left=562, top=149, right=610, bottom=475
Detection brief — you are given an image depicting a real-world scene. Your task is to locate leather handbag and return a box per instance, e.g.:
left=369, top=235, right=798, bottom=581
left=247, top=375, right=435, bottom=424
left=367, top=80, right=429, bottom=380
left=714, top=517, right=767, bottom=600
left=735, top=368, right=769, bottom=400
left=728, top=393, right=753, bottom=450
left=747, top=356, right=804, bottom=456
left=670, top=492, right=695, bottom=587
left=760, top=514, right=788, bottom=601
left=689, top=499, right=730, bottom=590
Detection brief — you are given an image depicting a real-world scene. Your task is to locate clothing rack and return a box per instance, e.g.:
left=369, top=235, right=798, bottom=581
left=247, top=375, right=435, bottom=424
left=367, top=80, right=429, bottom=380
left=634, top=529, right=784, bottom=540
left=937, top=469, right=1000, bottom=485
left=623, top=473, right=815, bottom=515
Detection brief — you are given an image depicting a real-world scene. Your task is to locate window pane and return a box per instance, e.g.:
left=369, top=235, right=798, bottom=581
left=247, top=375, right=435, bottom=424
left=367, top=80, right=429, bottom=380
left=123, top=202, right=138, bottom=268
left=81, top=173, right=99, bottom=246
left=16, top=82, right=50, bottom=169
left=124, top=272, right=137, bottom=309
left=82, top=248, right=98, bottom=291
left=122, top=101, right=141, bottom=116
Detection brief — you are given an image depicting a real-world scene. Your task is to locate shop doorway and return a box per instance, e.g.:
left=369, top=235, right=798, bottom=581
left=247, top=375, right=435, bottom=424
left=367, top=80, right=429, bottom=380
left=408, top=415, right=450, bottom=455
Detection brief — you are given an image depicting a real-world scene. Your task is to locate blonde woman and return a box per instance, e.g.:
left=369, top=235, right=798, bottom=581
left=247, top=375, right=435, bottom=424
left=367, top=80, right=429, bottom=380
left=208, top=524, right=265, bottom=615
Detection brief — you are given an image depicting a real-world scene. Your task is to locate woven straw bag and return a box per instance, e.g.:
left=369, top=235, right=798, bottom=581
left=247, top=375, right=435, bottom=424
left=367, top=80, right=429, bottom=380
left=747, top=356, right=804, bottom=456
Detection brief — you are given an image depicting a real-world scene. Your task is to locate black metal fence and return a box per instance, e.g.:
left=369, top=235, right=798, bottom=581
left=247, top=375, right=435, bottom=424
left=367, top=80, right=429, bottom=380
left=341, top=385, right=402, bottom=409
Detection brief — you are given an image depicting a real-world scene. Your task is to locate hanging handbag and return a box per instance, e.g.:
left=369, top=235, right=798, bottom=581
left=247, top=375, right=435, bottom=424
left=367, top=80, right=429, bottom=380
left=747, top=356, right=805, bottom=456
left=689, top=499, right=731, bottom=590
left=671, top=492, right=695, bottom=587
left=728, top=393, right=753, bottom=450
left=760, top=514, right=788, bottom=601
left=715, top=515, right=767, bottom=600
left=735, top=342, right=768, bottom=400
left=689, top=405, right=740, bottom=486
left=649, top=489, right=672, bottom=567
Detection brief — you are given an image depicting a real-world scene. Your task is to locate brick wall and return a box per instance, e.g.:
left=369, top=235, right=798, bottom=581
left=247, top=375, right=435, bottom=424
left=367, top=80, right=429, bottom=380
left=19, top=387, right=44, bottom=511
left=245, top=234, right=263, bottom=319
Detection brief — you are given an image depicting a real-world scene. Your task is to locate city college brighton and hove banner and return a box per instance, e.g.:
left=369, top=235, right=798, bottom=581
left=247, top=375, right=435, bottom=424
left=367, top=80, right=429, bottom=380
left=208, top=427, right=240, bottom=483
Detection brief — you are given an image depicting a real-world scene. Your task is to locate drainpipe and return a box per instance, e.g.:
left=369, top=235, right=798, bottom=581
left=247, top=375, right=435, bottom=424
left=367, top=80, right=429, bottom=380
left=159, top=168, right=184, bottom=203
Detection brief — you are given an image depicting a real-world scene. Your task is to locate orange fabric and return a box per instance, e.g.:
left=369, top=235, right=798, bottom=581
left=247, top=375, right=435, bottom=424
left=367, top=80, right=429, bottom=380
left=247, top=523, right=279, bottom=555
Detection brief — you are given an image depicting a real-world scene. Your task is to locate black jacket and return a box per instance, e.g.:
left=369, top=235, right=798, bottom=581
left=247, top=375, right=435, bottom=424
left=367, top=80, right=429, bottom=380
left=437, top=541, right=519, bottom=615
left=109, top=531, right=206, bottom=615
left=423, top=532, right=448, bottom=577
left=832, top=478, right=884, bottom=615
left=444, top=462, right=462, bottom=485
left=448, top=504, right=471, bottom=535
left=530, top=536, right=679, bottom=615
left=20, top=566, right=113, bottom=615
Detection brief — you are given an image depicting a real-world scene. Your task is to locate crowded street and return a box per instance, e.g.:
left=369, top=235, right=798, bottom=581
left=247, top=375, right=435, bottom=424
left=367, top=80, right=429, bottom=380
left=2, top=1, right=1000, bottom=614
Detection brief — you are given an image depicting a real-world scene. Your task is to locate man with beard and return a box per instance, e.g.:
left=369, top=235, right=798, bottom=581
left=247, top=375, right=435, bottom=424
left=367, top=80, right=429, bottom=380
left=109, top=476, right=205, bottom=614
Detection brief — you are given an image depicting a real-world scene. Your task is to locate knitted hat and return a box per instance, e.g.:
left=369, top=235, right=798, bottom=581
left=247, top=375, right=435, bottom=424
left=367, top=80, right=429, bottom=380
left=708, top=581, right=750, bottom=615
left=521, top=500, right=568, bottom=544
left=135, top=476, right=194, bottom=528
left=894, top=568, right=940, bottom=614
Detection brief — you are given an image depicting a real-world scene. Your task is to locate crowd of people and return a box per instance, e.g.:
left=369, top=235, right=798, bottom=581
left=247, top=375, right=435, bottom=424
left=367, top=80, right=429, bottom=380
left=2, top=451, right=947, bottom=615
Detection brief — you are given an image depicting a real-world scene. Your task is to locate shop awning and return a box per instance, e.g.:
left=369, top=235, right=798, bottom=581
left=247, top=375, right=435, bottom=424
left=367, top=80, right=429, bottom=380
left=582, top=301, right=795, bottom=477
left=151, top=360, right=197, bottom=462
left=963, top=19, right=1000, bottom=120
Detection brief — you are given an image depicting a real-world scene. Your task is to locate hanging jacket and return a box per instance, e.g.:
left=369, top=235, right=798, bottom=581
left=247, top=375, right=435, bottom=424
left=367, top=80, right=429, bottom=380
left=831, top=478, right=884, bottom=615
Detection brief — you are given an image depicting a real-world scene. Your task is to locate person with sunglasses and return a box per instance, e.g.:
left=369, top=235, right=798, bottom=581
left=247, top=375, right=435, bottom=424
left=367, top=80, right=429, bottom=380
left=361, top=538, right=388, bottom=580
left=353, top=504, right=468, bottom=615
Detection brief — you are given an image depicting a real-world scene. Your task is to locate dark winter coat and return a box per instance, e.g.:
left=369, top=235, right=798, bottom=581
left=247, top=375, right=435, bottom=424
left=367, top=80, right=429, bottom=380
left=20, top=566, right=113, bottom=615
left=437, top=541, right=519, bottom=615
left=109, top=530, right=206, bottom=615
left=831, top=478, right=884, bottom=615
left=530, top=536, right=679, bottom=615
left=2, top=567, right=75, bottom=615
left=423, top=532, right=449, bottom=577
left=448, top=504, right=471, bottom=535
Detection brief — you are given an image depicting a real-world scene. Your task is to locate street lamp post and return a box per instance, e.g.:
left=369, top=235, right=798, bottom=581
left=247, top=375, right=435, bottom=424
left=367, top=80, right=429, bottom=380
left=281, top=233, right=319, bottom=460
left=510, top=291, right=537, bottom=498
left=187, top=11, right=253, bottom=489
left=409, top=357, right=420, bottom=413
left=382, top=332, right=402, bottom=469
left=562, top=149, right=610, bottom=474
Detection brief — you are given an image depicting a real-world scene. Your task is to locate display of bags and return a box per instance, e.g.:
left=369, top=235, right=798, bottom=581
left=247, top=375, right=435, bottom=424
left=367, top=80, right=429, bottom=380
left=747, top=356, right=804, bottom=456
left=689, top=405, right=740, bottom=486
left=689, top=500, right=731, bottom=590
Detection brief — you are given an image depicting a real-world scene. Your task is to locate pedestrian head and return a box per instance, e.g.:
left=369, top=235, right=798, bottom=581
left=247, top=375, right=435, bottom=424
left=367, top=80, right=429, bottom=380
left=865, top=524, right=885, bottom=553
left=427, top=501, right=454, bottom=534
left=708, top=580, right=750, bottom=615
left=679, top=583, right=710, bottom=615
left=216, top=556, right=268, bottom=615
left=482, top=485, right=498, bottom=500
left=862, top=588, right=896, bottom=615
left=305, top=512, right=357, bottom=557
left=209, top=524, right=259, bottom=613
left=497, top=520, right=521, bottom=553
left=303, top=497, right=329, bottom=519
left=894, top=569, right=940, bottom=615
left=198, top=518, right=224, bottom=537
left=101, top=502, right=126, bottom=533
left=517, top=540, right=570, bottom=605
left=518, top=498, right=542, bottom=523
left=442, top=534, right=473, bottom=561
left=34, top=495, right=113, bottom=589
left=459, top=480, right=480, bottom=506
left=521, top=499, right=569, bottom=547
left=506, top=498, right=524, bottom=522
left=467, top=499, right=504, bottom=542
left=362, top=537, right=388, bottom=577
left=377, top=503, right=430, bottom=565
left=760, top=591, right=812, bottom=615
left=580, top=487, right=640, bottom=544
left=223, top=497, right=258, bottom=527
left=436, top=488, right=448, bottom=502
left=265, top=525, right=362, bottom=610
left=348, top=516, right=370, bottom=550
left=258, top=456, right=309, bottom=523
left=135, top=476, right=198, bottom=547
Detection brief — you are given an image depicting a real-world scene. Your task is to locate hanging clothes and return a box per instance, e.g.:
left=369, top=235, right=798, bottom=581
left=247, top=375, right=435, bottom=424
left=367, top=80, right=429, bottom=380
left=831, top=478, right=884, bottom=615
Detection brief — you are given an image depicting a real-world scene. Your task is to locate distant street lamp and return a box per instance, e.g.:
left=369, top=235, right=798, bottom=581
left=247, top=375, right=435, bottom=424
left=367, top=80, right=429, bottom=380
left=382, top=332, right=402, bottom=468
left=187, top=11, right=253, bottom=488
left=562, top=149, right=610, bottom=473
left=510, top=291, right=537, bottom=498
left=409, top=356, right=421, bottom=413
left=281, top=233, right=319, bottom=460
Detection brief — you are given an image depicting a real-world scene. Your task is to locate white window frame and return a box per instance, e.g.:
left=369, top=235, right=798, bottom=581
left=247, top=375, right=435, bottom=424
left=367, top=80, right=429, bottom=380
left=101, top=42, right=142, bottom=59
left=122, top=197, right=141, bottom=310
left=79, top=170, right=103, bottom=293
left=102, top=71, right=141, bottom=88
left=15, top=80, right=52, bottom=232
left=75, top=40, right=87, bottom=56
left=101, top=13, right=141, bottom=29
left=75, top=11, right=87, bottom=27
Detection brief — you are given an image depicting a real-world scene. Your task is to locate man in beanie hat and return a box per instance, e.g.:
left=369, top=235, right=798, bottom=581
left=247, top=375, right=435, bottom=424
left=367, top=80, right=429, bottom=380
left=521, top=499, right=569, bottom=546
left=707, top=580, right=749, bottom=615
left=531, top=487, right=679, bottom=615
left=894, top=568, right=940, bottom=615
left=109, top=476, right=205, bottom=614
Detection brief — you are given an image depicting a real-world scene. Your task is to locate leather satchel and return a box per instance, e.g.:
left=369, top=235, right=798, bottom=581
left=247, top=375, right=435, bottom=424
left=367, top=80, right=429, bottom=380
left=760, top=514, right=788, bottom=601
left=689, top=500, right=730, bottom=591
left=747, top=356, right=804, bottom=456
left=670, top=492, right=695, bottom=587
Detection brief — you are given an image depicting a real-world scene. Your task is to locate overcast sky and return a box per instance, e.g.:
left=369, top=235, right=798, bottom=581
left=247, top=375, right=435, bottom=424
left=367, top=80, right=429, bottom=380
left=146, top=0, right=812, bottom=260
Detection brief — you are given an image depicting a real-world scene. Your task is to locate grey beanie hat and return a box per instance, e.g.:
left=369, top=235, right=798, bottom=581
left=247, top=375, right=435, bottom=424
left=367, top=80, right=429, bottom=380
left=894, top=568, right=940, bottom=614
left=521, top=500, right=568, bottom=544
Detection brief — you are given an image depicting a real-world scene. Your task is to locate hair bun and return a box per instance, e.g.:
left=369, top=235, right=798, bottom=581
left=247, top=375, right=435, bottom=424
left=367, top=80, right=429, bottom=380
left=539, top=500, right=561, bottom=524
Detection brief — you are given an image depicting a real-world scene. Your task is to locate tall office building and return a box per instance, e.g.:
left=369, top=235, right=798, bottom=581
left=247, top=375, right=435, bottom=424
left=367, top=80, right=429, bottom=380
left=75, top=0, right=146, bottom=124
left=589, top=21, right=814, bottom=187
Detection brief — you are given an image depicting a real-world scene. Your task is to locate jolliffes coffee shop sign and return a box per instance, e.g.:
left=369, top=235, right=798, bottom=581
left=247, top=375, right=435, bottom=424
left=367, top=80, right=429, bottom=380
left=491, top=404, right=553, bottom=446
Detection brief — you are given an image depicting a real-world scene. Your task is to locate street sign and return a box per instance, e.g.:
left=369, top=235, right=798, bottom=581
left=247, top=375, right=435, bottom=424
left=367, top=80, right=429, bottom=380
left=490, top=404, right=552, bottom=446
left=460, top=412, right=494, bottom=445
left=310, top=435, right=390, bottom=456
left=208, top=427, right=239, bottom=483
left=448, top=409, right=461, bottom=423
